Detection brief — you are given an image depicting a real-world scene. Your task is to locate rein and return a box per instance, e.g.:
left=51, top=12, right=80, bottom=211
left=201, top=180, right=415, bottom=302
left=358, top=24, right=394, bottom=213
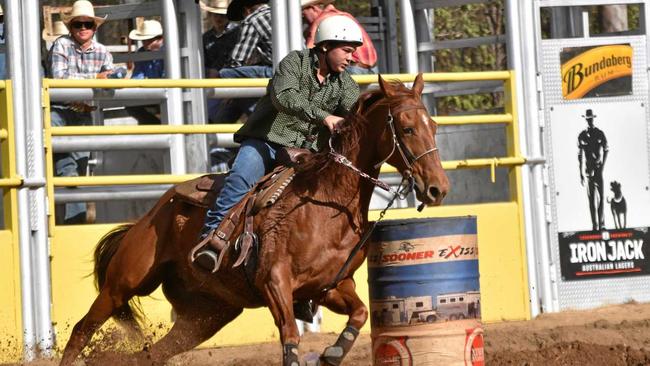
left=321, top=175, right=413, bottom=293
left=323, top=103, right=435, bottom=293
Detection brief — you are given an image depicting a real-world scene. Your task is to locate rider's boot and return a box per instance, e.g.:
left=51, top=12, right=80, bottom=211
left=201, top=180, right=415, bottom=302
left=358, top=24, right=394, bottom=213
left=192, top=227, right=230, bottom=273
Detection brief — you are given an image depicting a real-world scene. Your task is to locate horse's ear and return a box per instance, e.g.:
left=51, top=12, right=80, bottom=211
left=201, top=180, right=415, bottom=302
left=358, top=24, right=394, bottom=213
left=378, top=74, right=393, bottom=97
left=412, top=73, right=424, bottom=96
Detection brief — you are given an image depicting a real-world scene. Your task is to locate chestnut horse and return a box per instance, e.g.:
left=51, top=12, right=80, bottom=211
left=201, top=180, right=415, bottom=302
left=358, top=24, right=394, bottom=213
left=59, top=74, right=449, bottom=366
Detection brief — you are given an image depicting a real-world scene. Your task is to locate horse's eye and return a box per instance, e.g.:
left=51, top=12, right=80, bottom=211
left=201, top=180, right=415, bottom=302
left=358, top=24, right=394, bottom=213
left=402, top=127, right=415, bottom=135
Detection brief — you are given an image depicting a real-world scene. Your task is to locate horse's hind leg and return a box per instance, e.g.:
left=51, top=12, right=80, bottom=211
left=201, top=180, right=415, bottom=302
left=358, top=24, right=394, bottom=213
left=60, top=290, right=125, bottom=365
left=132, top=280, right=243, bottom=365
left=318, top=278, right=368, bottom=366
left=60, top=224, right=164, bottom=365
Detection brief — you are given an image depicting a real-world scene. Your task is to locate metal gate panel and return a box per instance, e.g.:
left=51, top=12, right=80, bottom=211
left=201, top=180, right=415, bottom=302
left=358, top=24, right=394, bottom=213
left=540, top=33, right=650, bottom=310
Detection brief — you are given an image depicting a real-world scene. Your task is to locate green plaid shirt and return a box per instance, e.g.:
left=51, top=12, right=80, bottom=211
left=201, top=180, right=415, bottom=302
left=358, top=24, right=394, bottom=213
left=235, top=49, right=360, bottom=151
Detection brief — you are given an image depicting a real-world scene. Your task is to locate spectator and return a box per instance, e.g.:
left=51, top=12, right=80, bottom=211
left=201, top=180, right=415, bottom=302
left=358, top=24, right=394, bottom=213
left=224, top=0, right=272, bottom=72
left=200, top=0, right=241, bottom=125
left=210, top=0, right=272, bottom=124
left=128, top=20, right=165, bottom=79
left=201, top=0, right=240, bottom=78
left=47, top=0, right=115, bottom=224
left=42, top=20, right=69, bottom=75
left=42, top=20, right=69, bottom=51
left=0, top=5, right=5, bottom=80
left=125, top=20, right=165, bottom=125
left=302, top=0, right=378, bottom=74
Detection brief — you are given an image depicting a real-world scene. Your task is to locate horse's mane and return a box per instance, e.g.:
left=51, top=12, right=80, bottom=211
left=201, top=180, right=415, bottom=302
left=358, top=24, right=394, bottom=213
left=295, top=81, right=417, bottom=181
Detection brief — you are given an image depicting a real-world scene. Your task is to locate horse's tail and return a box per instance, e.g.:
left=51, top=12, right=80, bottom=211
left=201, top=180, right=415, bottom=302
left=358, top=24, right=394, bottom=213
left=93, top=223, right=145, bottom=327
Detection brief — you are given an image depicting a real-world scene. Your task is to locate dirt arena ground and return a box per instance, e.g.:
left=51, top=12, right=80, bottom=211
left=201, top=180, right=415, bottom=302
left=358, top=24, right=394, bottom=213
left=6, top=301, right=650, bottom=366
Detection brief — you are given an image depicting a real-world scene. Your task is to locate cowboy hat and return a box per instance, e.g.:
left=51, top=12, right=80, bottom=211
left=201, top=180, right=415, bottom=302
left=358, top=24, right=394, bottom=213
left=582, top=109, right=597, bottom=119
left=128, top=20, right=163, bottom=41
left=42, top=20, right=69, bottom=42
left=200, top=0, right=230, bottom=15
left=62, top=0, right=107, bottom=27
left=300, top=0, right=334, bottom=7
left=227, top=0, right=268, bottom=21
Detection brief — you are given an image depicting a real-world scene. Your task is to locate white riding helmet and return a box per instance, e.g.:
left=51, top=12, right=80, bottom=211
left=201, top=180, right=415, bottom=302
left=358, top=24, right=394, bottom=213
left=314, top=15, right=363, bottom=47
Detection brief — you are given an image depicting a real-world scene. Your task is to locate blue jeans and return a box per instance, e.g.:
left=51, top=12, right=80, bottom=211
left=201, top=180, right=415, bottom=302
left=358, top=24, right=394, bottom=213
left=208, top=65, right=274, bottom=123
left=51, top=106, right=91, bottom=222
left=202, top=138, right=280, bottom=234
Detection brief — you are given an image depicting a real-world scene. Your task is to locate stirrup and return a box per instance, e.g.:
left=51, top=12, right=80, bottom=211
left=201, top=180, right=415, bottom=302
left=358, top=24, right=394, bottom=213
left=232, top=232, right=258, bottom=267
left=192, top=246, right=229, bottom=274
left=189, top=230, right=229, bottom=273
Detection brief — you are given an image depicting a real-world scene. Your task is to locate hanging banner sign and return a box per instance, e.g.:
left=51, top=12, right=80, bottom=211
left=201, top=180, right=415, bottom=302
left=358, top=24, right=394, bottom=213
left=549, top=102, right=650, bottom=282
left=559, top=228, right=650, bottom=281
left=561, top=44, right=633, bottom=99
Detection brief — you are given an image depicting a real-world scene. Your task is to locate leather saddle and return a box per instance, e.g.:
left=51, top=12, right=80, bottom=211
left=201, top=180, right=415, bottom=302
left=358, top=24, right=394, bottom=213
left=184, top=147, right=309, bottom=273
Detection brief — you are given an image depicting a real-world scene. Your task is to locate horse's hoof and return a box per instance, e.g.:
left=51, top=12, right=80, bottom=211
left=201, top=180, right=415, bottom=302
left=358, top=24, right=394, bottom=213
left=284, top=343, right=300, bottom=366
left=321, top=346, right=344, bottom=366
left=302, top=352, right=320, bottom=366
left=193, top=250, right=219, bottom=273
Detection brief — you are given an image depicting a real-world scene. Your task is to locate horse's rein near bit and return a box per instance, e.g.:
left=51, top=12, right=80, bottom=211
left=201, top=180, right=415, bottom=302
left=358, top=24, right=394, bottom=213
left=373, top=104, right=439, bottom=171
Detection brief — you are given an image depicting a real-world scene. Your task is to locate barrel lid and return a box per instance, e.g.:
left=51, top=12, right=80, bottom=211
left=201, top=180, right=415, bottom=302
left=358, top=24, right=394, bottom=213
left=371, top=216, right=477, bottom=241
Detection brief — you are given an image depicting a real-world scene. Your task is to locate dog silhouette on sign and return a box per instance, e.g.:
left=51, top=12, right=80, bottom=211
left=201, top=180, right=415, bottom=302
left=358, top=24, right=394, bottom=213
left=608, top=181, right=627, bottom=229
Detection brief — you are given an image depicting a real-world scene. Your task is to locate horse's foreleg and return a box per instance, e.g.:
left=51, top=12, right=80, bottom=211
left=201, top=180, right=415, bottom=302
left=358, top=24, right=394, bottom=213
left=318, top=277, right=368, bottom=366
left=60, top=290, right=122, bottom=366
left=263, top=267, right=301, bottom=366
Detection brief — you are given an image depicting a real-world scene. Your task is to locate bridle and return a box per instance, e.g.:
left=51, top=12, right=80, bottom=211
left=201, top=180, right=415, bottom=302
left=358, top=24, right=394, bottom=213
left=372, top=103, right=439, bottom=171
left=329, top=102, right=438, bottom=193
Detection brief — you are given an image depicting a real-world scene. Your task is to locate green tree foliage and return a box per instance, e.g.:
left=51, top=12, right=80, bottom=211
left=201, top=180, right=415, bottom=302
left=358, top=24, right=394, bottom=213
left=431, top=1, right=506, bottom=114
left=334, top=0, right=371, bottom=16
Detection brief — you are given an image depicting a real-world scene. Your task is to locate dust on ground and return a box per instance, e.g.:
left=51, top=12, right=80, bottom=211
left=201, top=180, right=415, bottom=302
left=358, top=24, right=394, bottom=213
left=5, top=302, right=650, bottom=366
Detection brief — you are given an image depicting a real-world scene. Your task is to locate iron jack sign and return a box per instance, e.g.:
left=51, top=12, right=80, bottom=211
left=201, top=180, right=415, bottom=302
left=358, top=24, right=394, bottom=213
left=559, top=229, right=650, bottom=280
left=561, top=44, right=633, bottom=99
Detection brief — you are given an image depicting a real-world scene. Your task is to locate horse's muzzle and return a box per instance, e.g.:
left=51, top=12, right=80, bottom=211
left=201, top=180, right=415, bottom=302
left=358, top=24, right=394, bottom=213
left=414, top=177, right=448, bottom=206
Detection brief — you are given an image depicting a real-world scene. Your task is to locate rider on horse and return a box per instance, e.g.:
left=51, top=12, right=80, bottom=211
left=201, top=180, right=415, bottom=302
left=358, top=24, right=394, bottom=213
left=194, top=15, right=365, bottom=271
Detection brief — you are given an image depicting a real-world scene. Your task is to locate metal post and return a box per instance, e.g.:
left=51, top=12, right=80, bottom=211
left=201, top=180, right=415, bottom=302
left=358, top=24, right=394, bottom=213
left=377, top=0, right=399, bottom=73
left=550, top=6, right=584, bottom=39
left=271, top=0, right=289, bottom=68
left=645, top=0, right=650, bottom=74
left=506, top=0, right=541, bottom=318
left=22, top=0, right=54, bottom=355
left=5, top=0, right=36, bottom=360
left=581, top=10, right=590, bottom=38
left=179, top=0, right=208, bottom=173
left=413, top=7, right=436, bottom=113
left=287, top=0, right=303, bottom=52
left=414, top=9, right=432, bottom=72
left=515, top=0, right=556, bottom=314
left=161, top=0, right=187, bottom=175
left=399, top=0, right=419, bottom=73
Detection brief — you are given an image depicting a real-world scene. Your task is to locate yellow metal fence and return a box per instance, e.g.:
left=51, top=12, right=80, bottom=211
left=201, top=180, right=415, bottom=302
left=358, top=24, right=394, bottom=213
left=0, top=81, right=24, bottom=362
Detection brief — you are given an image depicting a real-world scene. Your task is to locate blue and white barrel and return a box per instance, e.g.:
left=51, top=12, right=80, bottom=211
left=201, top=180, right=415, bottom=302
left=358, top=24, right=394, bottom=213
left=368, top=217, right=483, bottom=366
